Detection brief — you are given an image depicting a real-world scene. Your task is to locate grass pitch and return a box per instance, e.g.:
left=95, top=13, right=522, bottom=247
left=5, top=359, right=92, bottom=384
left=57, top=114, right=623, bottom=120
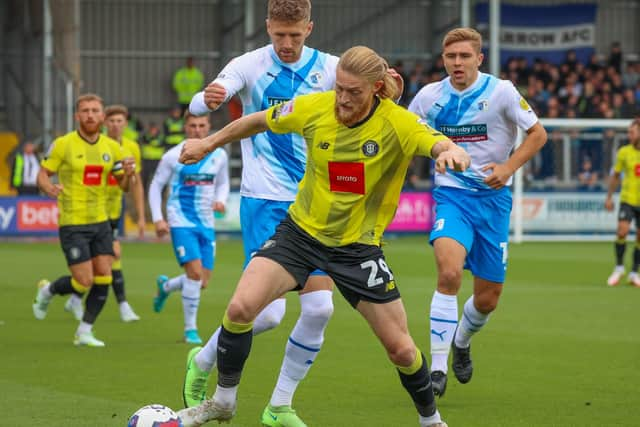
left=0, top=237, right=638, bottom=426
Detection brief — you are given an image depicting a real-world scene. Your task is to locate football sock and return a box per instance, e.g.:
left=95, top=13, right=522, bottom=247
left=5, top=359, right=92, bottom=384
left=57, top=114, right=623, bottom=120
left=112, top=269, right=126, bottom=303
left=212, top=384, right=238, bottom=409
left=49, top=275, right=83, bottom=296
left=429, top=290, right=458, bottom=373
left=217, top=315, right=253, bottom=389
left=455, top=296, right=490, bottom=348
left=615, top=239, right=626, bottom=265
left=77, top=321, right=93, bottom=335
left=253, top=298, right=286, bottom=334
left=165, top=274, right=185, bottom=293
left=397, top=351, right=437, bottom=418
left=196, top=298, right=286, bottom=372
left=270, top=290, right=333, bottom=407
left=182, top=276, right=202, bottom=331
left=633, top=244, right=640, bottom=272
left=82, top=276, right=111, bottom=324
left=68, top=293, right=82, bottom=306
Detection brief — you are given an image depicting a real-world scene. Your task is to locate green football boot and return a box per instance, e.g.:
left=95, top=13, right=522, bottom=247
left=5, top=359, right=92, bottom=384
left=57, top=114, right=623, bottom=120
left=153, top=275, right=169, bottom=313
left=261, top=404, right=308, bottom=427
left=183, top=346, right=210, bottom=408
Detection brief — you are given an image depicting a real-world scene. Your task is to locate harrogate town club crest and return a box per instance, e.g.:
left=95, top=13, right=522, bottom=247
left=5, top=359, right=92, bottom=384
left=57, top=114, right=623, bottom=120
left=362, top=140, right=379, bottom=157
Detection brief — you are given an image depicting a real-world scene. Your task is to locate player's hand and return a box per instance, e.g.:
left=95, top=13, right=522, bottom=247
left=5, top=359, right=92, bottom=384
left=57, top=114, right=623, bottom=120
left=180, top=138, right=209, bottom=164
left=154, top=220, right=169, bottom=238
left=434, top=150, right=470, bottom=174
left=123, top=157, right=136, bottom=176
left=482, top=162, right=514, bottom=189
left=137, top=218, right=146, bottom=239
left=605, top=197, right=614, bottom=212
left=204, top=82, right=227, bottom=110
left=44, top=183, right=63, bottom=198
left=212, top=201, right=225, bottom=214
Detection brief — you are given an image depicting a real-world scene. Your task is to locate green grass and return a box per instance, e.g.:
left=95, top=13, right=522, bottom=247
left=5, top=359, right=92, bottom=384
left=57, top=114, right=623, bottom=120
left=1, top=237, right=638, bottom=426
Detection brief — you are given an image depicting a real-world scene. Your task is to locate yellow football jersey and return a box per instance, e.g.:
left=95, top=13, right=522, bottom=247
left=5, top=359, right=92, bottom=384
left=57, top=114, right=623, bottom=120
left=266, top=91, right=449, bottom=246
left=41, top=131, right=125, bottom=226
left=614, top=143, right=640, bottom=207
left=106, top=136, right=142, bottom=220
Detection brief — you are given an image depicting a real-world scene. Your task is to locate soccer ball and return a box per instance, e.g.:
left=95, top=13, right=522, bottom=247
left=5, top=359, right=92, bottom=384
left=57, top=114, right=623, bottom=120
left=127, top=404, right=183, bottom=427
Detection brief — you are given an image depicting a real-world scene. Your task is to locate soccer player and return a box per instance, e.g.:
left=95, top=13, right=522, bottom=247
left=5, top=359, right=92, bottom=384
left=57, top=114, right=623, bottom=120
left=64, top=104, right=144, bottom=322
left=408, top=27, right=547, bottom=397
left=149, top=113, right=229, bottom=344
left=177, top=45, right=469, bottom=427
left=185, top=1, right=338, bottom=424
left=32, top=93, right=136, bottom=347
left=605, top=118, right=640, bottom=287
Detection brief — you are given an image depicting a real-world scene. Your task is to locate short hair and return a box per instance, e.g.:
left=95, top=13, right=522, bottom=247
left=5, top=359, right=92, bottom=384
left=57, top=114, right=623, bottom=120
left=184, top=111, right=210, bottom=123
left=75, top=93, right=103, bottom=110
left=104, top=104, right=129, bottom=119
left=442, top=27, right=482, bottom=53
left=268, top=0, right=311, bottom=22
left=338, top=46, right=399, bottom=100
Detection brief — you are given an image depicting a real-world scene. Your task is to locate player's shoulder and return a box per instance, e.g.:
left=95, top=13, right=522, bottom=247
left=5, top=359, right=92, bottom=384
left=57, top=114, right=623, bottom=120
left=122, top=136, right=140, bottom=149
left=101, top=134, right=122, bottom=150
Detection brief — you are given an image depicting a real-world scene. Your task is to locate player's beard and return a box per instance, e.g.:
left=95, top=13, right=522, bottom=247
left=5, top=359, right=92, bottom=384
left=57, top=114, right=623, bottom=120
left=334, top=101, right=370, bottom=127
left=79, top=120, right=102, bottom=138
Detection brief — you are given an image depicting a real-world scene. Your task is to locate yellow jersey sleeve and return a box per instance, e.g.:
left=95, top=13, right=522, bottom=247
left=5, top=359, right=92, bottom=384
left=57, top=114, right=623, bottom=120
left=266, top=93, right=320, bottom=135
left=41, top=137, right=66, bottom=172
left=393, top=108, right=449, bottom=157
left=614, top=146, right=626, bottom=174
left=122, top=137, right=142, bottom=173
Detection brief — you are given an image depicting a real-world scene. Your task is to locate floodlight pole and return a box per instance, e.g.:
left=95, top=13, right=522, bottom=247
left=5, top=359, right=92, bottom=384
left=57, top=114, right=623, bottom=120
left=43, top=0, right=53, bottom=148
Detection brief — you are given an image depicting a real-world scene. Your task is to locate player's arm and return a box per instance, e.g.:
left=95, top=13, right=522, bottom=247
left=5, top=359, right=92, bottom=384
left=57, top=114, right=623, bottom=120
left=605, top=170, right=621, bottom=211
left=431, top=139, right=471, bottom=174
left=213, top=152, right=230, bottom=214
left=482, top=122, right=547, bottom=189
left=148, top=153, right=173, bottom=237
left=37, top=167, right=62, bottom=198
left=112, top=157, right=136, bottom=192
left=180, top=110, right=269, bottom=164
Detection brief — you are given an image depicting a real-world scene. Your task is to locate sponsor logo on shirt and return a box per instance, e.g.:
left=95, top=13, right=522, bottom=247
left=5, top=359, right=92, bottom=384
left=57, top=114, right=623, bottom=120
left=183, top=173, right=215, bottom=186
left=267, top=97, right=291, bottom=107
left=317, top=141, right=331, bottom=150
left=83, top=164, right=104, bottom=186
left=634, top=164, right=640, bottom=177
left=271, top=100, right=294, bottom=121
left=107, top=172, right=118, bottom=186
left=438, top=124, right=488, bottom=143
left=328, top=161, right=365, bottom=195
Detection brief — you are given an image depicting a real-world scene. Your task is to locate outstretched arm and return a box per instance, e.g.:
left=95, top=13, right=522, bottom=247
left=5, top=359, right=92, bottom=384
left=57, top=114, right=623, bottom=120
left=179, top=110, right=269, bottom=164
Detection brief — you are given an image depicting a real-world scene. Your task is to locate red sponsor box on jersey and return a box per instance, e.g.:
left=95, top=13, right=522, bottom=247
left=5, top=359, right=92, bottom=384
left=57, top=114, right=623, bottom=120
left=83, top=164, right=104, bottom=186
left=17, top=200, right=59, bottom=231
left=328, top=161, right=365, bottom=195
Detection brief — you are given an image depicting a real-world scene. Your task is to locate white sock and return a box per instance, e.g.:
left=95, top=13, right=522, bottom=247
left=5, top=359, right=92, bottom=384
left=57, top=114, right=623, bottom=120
left=68, top=293, right=82, bottom=305
left=195, top=298, right=287, bottom=372
left=41, top=283, right=53, bottom=299
left=119, top=301, right=131, bottom=310
left=253, top=298, right=286, bottom=334
left=76, top=321, right=92, bottom=335
left=430, top=291, right=458, bottom=373
left=212, top=384, right=238, bottom=408
left=419, top=410, right=442, bottom=427
left=270, top=290, right=333, bottom=407
left=455, top=296, right=490, bottom=349
left=182, top=276, right=202, bottom=331
left=165, top=274, right=185, bottom=293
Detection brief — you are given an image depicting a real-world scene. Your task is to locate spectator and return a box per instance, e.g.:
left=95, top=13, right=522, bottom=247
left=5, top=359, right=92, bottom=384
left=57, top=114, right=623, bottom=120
left=11, top=141, right=40, bottom=195
left=163, top=105, right=185, bottom=148
left=172, top=57, right=205, bottom=114
left=577, top=156, right=599, bottom=190
left=140, top=122, right=165, bottom=192
left=608, top=41, right=623, bottom=73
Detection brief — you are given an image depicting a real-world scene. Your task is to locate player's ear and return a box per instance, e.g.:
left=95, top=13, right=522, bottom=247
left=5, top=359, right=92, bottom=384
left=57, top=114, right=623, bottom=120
left=306, top=20, right=314, bottom=36
left=477, top=52, right=484, bottom=67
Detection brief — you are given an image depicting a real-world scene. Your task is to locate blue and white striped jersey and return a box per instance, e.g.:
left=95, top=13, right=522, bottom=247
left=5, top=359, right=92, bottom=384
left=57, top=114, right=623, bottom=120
left=200, top=44, right=338, bottom=201
left=409, top=72, right=538, bottom=191
left=149, top=142, right=229, bottom=229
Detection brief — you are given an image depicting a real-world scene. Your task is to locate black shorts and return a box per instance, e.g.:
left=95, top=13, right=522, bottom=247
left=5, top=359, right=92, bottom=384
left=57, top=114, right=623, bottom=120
left=618, top=203, right=640, bottom=224
left=254, top=216, right=401, bottom=308
left=109, top=218, right=122, bottom=241
left=59, top=221, right=114, bottom=266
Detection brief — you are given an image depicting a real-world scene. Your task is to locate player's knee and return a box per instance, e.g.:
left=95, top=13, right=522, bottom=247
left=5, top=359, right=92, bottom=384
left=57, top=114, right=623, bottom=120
left=437, top=268, right=463, bottom=290
left=226, top=299, right=259, bottom=324
left=387, top=342, right=416, bottom=367
left=475, top=295, right=499, bottom=314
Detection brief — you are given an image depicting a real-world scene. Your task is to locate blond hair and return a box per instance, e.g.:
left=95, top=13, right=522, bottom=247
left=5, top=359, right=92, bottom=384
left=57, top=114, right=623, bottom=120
left=338, top=46, right=399, bottom=100
left=442, top=27, right=482, bottom=53
left=268, top=0, right=311, bottom=22
left=75, top=93, right=103, bottom=110
left=104, top=104, right=129, bottom=119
